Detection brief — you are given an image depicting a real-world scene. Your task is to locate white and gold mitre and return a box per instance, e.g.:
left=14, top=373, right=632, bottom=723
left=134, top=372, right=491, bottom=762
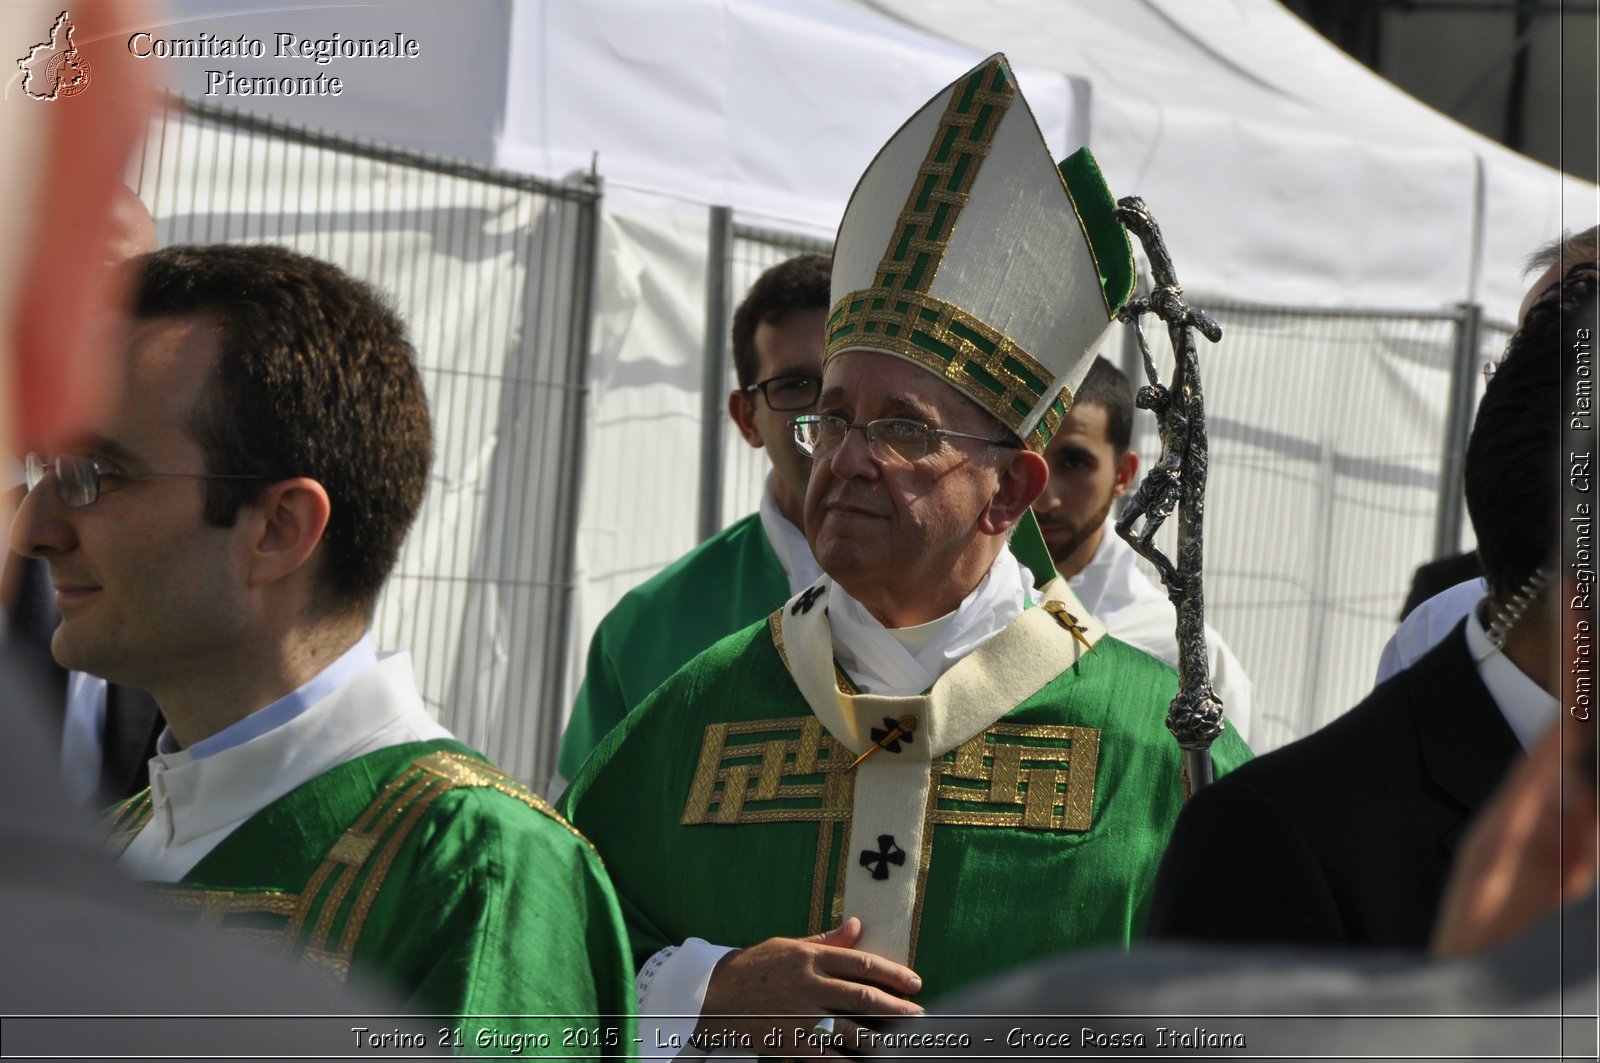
left=825, top=53, right=1134, bottom=452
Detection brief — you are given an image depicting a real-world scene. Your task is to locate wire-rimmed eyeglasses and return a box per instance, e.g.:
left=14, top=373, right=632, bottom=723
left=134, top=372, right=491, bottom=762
left=24, top=453, right=270, bottom=510
left=791, top=414, right=1018, bottom=464
left=743, top=373, right=821, bottom=412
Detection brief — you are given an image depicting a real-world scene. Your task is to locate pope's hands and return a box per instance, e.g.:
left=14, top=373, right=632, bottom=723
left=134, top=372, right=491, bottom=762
left=692, top=918, right=924, bottom=1053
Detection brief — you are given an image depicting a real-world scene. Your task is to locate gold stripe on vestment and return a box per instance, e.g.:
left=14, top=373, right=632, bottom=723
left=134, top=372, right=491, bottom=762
left=140, top=747, right=558, bottom=985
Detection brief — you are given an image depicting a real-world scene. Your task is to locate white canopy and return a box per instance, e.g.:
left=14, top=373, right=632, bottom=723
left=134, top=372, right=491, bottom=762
left=498, top=0, right=1595, bottom=318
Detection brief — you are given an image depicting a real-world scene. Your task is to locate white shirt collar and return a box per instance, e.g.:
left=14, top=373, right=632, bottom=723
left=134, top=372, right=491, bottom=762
left=1067, top=514, right=1145, bottom=618
left=155, top=633, right=379, bottom=758
left=129, top=651, right=452, bottom=879
left=830, top=548, right=1037, bottom=695
left=758, top=472, right=822, bottom=596
left=1464, top=606, right=1558, bottom=750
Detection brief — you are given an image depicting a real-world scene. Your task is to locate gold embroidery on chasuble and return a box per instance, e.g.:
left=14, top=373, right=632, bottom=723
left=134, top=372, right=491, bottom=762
left=899, top=722, right=1099, bottom=964
left=685, top=610, right=1102, bottom=951
left=136, top=750, right=554, bottom=983
left=682, top=714, right=857, bottom=934
left=104, top=791, right=154, bottom=857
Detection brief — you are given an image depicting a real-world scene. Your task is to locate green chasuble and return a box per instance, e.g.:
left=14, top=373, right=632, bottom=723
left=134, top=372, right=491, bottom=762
left=106, top=740, right=636, bottom=1056
left=559, top=512, right=789, bottom=780
left=562, top=578, right=1251, bottom=1004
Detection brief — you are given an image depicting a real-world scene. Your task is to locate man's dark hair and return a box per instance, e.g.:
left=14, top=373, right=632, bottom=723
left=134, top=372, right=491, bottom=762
left=1072, top=355, right=1134, bottom=453
left=131, top=245, right=432, bottom=617
left=730, top=253, right=831, bottom=389
left=1466, top=267, right=1597, bottom=602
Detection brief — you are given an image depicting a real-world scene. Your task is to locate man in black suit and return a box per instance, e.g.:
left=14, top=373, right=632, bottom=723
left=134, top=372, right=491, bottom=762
left=1144, top=268, right=1593, bottom=949
left=893, top=714, right=1597, bottom=1060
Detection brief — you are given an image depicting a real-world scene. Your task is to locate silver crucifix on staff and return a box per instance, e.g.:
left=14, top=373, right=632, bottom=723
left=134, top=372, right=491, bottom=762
left=1112, top=196, right=1225, bottom=798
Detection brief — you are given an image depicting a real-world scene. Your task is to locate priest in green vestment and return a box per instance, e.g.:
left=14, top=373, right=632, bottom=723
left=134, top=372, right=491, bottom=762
left=557, top=254, right=831, bottom=788
left=12, top=244, right=633, bottom=1055
left=561, top=53, right=1249, bottom=1057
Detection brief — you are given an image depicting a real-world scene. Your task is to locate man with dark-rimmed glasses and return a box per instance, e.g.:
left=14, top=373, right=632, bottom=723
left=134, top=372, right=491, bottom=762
left=11, top=243, right=635, bottom=1047
left=555, top=253, right=833, bottom=790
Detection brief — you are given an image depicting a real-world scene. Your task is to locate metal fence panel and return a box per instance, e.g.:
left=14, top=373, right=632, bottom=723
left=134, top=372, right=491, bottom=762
left=134, top=99, right=597, bottom=787
left=1126, top=299, right=1513, bottom=750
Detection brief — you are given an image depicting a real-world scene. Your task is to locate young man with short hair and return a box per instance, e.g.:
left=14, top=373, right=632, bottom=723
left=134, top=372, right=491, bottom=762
left=13, top=244, right=634, bottom=1046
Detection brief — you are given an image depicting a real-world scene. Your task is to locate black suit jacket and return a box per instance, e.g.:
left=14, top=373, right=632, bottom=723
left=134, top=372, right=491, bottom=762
left=1145, top=623, right=1520, bottom=949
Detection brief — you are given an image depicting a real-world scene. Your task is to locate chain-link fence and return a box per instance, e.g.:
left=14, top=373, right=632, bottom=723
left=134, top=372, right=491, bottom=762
left=134, top=97, right=599, bottom=786
left=704, top=215, right=1515, bottom=752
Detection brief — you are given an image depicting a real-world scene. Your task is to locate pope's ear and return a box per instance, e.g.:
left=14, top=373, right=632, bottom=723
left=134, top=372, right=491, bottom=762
left=981, top=449, right=1049, bottom=535
left=245, top=477, right=331, bottom=588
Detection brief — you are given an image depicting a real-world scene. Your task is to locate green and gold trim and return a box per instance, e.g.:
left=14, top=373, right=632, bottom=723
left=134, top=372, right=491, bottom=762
left=868, top=57, right=1015, bottom=299
left=681, top=714, right=857, bottom=934
left=134, top=749, right=581, bottom=983
left=825, top=287, right=1071, bottom=451
left=104, top=790, right=155, bottom=857
left=907, top=721, right=1099, bottom=965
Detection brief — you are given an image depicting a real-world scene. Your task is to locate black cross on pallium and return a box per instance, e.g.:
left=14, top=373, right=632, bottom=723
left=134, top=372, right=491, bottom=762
left=869, top=717, right=912, bottom=754
left=791, top=585, right=825, bottom=615
left=859, top=835, right=906, bottom=880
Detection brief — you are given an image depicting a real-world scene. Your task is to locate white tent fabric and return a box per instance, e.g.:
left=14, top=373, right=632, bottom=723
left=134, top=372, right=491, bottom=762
left=499, top=0, right=1084, bottom=234
left=498, top=0, right=1595, bottom=319
left=853, top=0, right=1596, bottom=318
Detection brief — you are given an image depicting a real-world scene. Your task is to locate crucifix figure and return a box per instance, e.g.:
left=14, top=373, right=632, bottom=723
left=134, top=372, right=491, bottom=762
left=1112, top=196, right=1226, bottom=797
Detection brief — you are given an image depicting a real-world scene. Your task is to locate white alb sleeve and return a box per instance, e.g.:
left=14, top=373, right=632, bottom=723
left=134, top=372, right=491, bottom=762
left=636, top=939, right=738, bottom=1061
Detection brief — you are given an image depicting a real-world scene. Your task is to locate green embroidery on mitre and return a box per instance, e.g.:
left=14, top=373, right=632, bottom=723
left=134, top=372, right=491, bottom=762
left=826, top=52, right=1131, bottom=451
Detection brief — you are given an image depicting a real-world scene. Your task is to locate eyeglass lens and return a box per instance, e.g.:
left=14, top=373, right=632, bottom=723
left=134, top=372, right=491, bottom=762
left=757, top=375, right=820, bottom=412
left=25, top=454, right=99, bottom=508
left=794, top=416, right=931, bottom=462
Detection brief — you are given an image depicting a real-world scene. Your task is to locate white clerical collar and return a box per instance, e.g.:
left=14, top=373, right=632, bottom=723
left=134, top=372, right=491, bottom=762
left=758, top=472, right=822, bottom=596
left=155, top=633, right=379, bottom=759
left=1464, top=606, right=1558, bottom=750
left=830, top=548, right=1037, bottom=695
left=128, top=652, right=451, bottom=873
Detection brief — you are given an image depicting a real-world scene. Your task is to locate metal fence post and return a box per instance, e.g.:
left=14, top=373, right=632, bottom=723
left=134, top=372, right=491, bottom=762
left=698, top=206, right=735, bottom=543
left=536, top=177, right=604, bottom=788
left=1435, top=302, right=1483, bottom=558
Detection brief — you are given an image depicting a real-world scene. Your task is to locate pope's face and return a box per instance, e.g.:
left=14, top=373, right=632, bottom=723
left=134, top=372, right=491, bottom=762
left=803, top=349, right=1020, bottom=626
